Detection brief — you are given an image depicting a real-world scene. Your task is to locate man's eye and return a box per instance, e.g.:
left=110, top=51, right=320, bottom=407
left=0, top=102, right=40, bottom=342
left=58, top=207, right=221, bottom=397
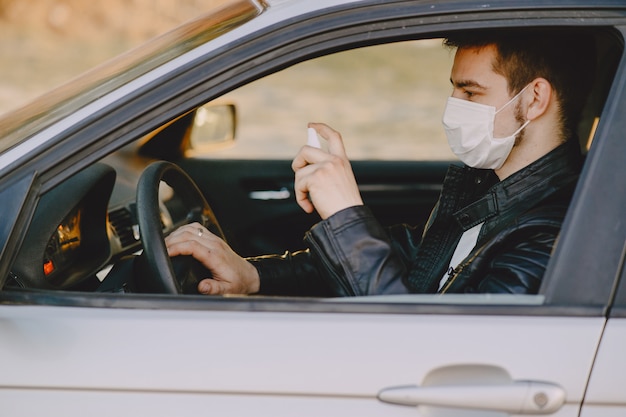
left=464, top=90, right=475, bottom=98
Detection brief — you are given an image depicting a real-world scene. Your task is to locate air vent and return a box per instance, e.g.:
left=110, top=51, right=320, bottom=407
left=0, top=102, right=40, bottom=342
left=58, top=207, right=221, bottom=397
left=108, top=207, right=137, bottom=248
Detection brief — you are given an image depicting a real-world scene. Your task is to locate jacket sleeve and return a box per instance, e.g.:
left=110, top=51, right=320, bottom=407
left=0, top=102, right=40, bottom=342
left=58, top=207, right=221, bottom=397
left=247, top=249, right=334, bottom=297
left=303, top=205, right=422, bottom=296
left=249, top=206, right=424, bottom=297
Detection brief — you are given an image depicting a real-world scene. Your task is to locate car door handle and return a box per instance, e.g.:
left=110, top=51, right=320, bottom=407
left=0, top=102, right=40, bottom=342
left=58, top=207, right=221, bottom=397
left=378, top=381, right=565, bottom=414
left=248, top=187, right=291, bottom=200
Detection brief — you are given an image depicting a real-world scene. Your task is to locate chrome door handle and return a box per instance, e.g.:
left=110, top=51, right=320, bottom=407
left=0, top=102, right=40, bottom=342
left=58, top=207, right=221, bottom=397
left=378, top=381, right=565, bottom=414
left=248, top=187, right=291, bottom=200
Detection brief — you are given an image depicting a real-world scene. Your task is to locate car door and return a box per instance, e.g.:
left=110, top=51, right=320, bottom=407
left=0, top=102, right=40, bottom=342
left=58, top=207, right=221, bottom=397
left=582, top=268, right=626, bottom=417
left=0, top=102, right=623, bottom=415
left=0, top=292, right=609, bottom=417
left=584, top=316, right=626, bottom=417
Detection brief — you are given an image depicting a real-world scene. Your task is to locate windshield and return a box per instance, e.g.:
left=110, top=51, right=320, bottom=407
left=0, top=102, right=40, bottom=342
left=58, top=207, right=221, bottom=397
left=0, top=0, right=265, bottom=153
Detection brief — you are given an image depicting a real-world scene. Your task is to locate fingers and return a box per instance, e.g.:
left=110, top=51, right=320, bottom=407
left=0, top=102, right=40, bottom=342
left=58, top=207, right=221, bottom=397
left=294, top=187, right=315, bottom=214
left=165, top=222, right=220, bottom=260
left=308, top=122, right=348, bottom=158
left=292, top=123, right=347, bottom=172
left=291, top=123, right=363, bottom=219
left=291, top=148, right=326, bottom=215
left=198, top=278, right=227, bottom=295
left=293, top=155, right=343, bottom=215
left=165, top=222, right=261, bottom=295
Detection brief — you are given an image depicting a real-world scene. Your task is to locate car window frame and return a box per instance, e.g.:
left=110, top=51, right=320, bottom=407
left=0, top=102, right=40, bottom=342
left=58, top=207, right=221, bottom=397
left=611, top=247, right=626, bottom=318
left=541, top=24, right=626, bottom=310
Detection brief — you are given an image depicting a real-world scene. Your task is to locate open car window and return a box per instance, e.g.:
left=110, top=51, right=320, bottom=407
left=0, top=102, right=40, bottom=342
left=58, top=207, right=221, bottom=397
left=195, top=39, right=456, bottom=161
left=114, top=34, right=617, bottom=307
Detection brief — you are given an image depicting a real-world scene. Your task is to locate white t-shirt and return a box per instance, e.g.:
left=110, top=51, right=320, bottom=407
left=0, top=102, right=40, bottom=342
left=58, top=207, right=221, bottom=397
left=438, top=222, right=484, bottom=291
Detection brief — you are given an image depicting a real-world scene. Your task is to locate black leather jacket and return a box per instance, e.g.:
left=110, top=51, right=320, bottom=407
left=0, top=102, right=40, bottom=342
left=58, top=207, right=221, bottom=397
left=249, top=141, right=582, bottom=296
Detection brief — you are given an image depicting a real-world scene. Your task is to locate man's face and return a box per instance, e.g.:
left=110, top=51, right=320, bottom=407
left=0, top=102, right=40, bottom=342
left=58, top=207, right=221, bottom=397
left=449, top=44, right=523, bottom=138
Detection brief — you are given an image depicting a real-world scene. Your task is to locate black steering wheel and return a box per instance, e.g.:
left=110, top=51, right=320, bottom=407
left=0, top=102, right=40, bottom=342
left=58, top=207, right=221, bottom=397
left=135, top=161, right=225, bottom=294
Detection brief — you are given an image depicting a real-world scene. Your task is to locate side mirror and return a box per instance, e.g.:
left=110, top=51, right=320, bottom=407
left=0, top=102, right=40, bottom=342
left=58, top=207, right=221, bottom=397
left=188, top=103, right=236, bottom=153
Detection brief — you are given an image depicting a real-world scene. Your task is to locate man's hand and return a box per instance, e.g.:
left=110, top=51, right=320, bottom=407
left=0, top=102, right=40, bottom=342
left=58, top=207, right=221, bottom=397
left=292, top=122, right=364, bottom=219
left=164, top=222, right=260, bottom=295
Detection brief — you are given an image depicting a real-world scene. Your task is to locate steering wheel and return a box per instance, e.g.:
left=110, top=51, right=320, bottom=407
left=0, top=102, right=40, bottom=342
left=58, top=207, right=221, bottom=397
left=135, top=161, right=225, bottom=294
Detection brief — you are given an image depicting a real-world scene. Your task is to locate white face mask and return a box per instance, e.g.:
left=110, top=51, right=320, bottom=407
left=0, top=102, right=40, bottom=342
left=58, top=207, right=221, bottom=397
left=442, top=85, right=530, bottom=169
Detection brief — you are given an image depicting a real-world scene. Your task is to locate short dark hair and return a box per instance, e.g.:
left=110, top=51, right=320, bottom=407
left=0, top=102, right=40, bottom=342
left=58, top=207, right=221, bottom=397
left=444, top=29, right=597, bottom=141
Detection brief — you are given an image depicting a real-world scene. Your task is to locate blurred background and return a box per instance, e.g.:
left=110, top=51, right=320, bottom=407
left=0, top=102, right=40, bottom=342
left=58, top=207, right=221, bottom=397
left=0, top=0, right=454, bottom=160
left=0, top=0, right=226, bottom=114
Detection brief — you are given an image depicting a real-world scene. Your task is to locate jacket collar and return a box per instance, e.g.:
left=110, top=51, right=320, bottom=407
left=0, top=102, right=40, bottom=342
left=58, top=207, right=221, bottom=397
left=453, top=140, right=582, bottom=231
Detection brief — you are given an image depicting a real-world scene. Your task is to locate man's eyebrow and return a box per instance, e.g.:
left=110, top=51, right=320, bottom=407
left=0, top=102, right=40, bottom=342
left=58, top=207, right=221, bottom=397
left=449, top=78, right=487, bottom=90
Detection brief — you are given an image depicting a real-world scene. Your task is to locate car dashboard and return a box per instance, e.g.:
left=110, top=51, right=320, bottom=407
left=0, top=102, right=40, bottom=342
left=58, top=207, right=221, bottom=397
left=7, top=152, right=182, bottom=292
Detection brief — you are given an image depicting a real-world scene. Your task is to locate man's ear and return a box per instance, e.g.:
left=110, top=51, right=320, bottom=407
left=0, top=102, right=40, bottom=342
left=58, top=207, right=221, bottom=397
left=525, top=77, right=552, bottom=121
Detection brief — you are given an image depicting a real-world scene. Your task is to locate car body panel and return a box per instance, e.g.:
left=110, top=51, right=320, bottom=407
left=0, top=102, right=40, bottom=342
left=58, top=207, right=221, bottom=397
left=0, top=303, right=606, bottom=415
left=584, top=319, right=626, bottom=407
left=2, top=390, right=416, bottom=417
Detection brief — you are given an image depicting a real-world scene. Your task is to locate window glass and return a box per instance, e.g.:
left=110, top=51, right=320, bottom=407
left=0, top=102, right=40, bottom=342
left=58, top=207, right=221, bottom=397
left=204, top=39, right=457, bottom=160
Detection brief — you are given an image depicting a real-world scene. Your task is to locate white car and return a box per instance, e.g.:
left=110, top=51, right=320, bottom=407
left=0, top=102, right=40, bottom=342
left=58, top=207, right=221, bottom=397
left=0, top=1, right=625, bottom=416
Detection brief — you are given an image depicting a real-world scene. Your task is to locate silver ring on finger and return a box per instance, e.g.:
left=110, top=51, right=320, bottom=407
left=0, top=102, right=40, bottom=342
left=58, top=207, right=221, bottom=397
left=197, top=227, right=204, bottom=237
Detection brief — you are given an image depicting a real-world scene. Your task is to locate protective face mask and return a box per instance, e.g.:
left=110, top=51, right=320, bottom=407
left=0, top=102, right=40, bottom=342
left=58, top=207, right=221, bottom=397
left=442, top=85, right=530, bottom=169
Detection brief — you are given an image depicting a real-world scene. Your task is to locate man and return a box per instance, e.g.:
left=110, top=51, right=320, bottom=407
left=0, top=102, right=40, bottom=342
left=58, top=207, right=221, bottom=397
left=165, top=29, right=596, bottom=296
